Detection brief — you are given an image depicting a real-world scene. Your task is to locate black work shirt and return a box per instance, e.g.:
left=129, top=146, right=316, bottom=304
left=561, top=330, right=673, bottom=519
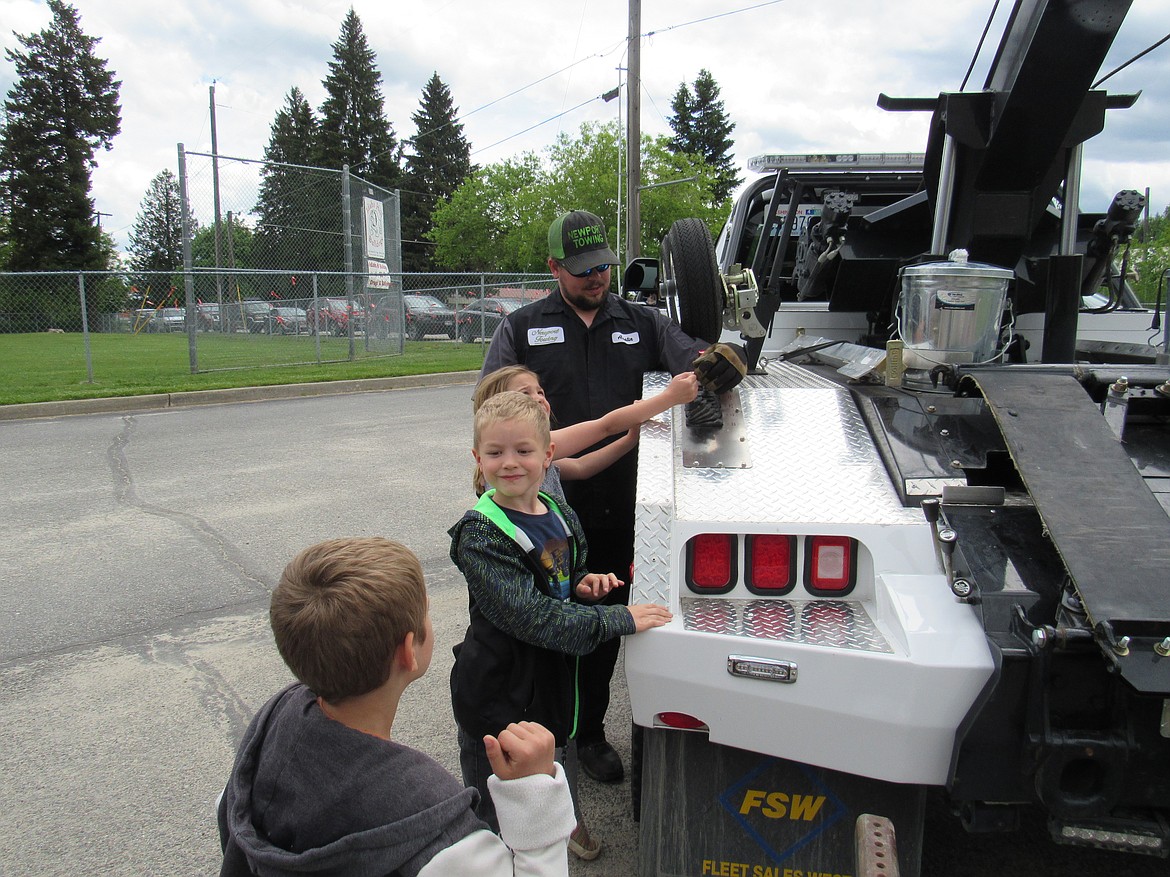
left=481, top=289, right=704, bottom=531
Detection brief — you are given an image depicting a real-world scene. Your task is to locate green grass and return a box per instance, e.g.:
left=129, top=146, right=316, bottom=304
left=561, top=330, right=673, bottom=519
left=0, top=332, right=486, bottom=405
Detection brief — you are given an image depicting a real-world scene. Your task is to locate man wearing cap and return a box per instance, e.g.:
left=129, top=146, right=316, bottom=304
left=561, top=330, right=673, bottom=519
left=479, top=210, right=745, bottom=787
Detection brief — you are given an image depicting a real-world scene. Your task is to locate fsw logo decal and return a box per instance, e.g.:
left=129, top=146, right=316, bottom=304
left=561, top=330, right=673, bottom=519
left=718, top=758, right=848, bottom=864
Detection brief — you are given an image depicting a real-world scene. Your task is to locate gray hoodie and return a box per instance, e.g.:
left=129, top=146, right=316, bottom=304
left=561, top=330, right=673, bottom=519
left=218, top=683, right=484, bottom=877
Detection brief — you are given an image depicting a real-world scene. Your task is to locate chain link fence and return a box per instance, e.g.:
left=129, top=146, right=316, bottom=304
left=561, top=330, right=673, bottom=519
left=0, top=146, right=563, bottom=397
left=177, top=148, right=401, bottom=278
left=0, top=269, right=557, bottom=390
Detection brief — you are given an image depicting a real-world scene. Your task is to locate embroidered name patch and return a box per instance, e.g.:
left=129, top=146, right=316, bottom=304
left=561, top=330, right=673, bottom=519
left=528, top=326, right=565, bottom=346
left=612, top=331, right=640, bottom=345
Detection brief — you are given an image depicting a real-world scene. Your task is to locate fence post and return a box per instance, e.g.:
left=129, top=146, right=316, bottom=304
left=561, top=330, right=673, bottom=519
left=177, top=142, right=199, bottom=373
left=78, top=272, right=94, bottom=383
left=342, top=165, right=356, bottom=361
left=312, top=274, right=322, bottom=364
left=479, top=274, right=488, bottom=352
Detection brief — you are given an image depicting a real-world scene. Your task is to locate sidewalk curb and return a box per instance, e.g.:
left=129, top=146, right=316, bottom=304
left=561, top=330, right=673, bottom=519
left=0, top=371, right=479, bottom=422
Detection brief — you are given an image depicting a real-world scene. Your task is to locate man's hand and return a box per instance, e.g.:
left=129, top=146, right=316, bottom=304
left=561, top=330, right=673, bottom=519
left=692, top=342, right=747, bottom=394
left=628, top=603, right=673, bottom=632
left=575, top=572, right=624, bottom=601
left=484, top=721, right=557, bottom=780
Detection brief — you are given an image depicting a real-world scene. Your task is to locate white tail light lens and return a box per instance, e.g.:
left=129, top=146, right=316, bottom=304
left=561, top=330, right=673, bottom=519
left=805, top=535, right=857, bottom=595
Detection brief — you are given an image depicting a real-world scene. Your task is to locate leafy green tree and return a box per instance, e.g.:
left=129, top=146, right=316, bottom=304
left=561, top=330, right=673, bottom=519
left=128, top=170, right=188, bottom=276
left=668, top=69, right=740, bottom=206
left=191, top=222, right=254, bottom=269
left=317, top=8, right=402, bottom=191
left=430, top=120, right=723, bottom=272
left=402, top=72, right=473, bottom=272
left=0, top=0, right=121, bottom=273
left=253, top=87, right=334, bottom=270
left=431, top=153, right=547, bottom=271
left=1130, top=203, right=1170, bottom=305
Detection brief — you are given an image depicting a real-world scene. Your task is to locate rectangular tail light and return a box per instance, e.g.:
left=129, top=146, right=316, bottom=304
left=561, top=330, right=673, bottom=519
left=745, top=534, right=796, bottom=594
left=686, top=533, right=737, bottom=593
left=804, top=535, right=857, bottom=596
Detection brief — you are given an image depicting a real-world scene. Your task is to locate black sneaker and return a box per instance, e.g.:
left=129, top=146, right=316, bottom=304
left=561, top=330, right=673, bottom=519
left=579, top=740, right=624, bottom=783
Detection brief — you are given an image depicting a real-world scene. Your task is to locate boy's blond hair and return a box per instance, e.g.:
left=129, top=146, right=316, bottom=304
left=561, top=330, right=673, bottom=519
left=270, top=537, right=427, bottom=701
left=472, top=370, right=548, bottom=494
left=472, top=365, right=540, bottom=413
left=473, top=390, right=551, bottom=451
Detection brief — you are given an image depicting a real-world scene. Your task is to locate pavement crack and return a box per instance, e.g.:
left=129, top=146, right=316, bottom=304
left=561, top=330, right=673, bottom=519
left=108, top=415, right=272, bottom=593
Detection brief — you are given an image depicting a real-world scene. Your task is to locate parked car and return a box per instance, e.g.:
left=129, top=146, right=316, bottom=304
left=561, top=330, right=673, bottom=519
left=225, top=300, right=277, bottom=333
left=267, top=306, right=308, bottom=335
left=307, top=298, right=366, bottom=336
left=457, top=297, right=528, bottom=343
left=403, top=294, right=460, bottom=340
left=134, top=307, right=186, bottom=333
left=195, top=303, right=221, bottom=331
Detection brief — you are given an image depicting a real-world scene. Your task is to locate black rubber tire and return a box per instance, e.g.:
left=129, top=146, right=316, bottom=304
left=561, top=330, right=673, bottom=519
left=661, top=218, right=723, bottom=344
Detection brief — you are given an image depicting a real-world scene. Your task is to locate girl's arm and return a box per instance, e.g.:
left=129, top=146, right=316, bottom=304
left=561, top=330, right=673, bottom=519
left=551, top=371, right=698, bottom=460
left=557, top=429, right=637, bottom=482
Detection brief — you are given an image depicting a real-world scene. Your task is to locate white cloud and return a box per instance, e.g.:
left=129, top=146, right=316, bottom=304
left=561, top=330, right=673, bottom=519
left=2, top=0, right=1168, bottom=251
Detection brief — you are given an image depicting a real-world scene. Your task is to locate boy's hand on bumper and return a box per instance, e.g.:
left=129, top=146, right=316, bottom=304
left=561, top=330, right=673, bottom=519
left=629, top=603, right=673, bottom=632
left=485, top=721, right=557, bottom=779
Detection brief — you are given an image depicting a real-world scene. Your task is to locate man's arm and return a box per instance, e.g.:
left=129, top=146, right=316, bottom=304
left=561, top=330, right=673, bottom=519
left=652, top=308, right=708, bottom=374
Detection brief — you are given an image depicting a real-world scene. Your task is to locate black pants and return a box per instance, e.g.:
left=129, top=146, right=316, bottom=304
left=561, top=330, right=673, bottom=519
left=577, top=525, right=633, bottom=746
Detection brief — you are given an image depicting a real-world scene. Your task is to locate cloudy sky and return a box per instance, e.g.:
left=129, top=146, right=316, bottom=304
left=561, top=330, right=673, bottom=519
left=2, top=0, right=1168, bottom=253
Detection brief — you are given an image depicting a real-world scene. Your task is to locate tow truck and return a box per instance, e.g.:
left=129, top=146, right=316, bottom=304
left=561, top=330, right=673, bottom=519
left=622, top=2, right=1169, bottom=875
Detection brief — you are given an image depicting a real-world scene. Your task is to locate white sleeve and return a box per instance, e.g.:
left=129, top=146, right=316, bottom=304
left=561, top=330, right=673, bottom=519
left=417, top=763, right=575, bottom=877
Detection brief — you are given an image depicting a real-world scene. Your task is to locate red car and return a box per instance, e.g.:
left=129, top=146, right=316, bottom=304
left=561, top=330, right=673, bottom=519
left=307, top=298, right=366, bottom=336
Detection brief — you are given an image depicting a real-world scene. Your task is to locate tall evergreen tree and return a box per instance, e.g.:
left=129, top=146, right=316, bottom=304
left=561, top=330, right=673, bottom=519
left=668, top=69, right=740, bottom=205
left=128, top=169, right=188, bottom=276
left=0, top=0, right=121, bottom=272
left=316, top=8, right=401, bottom=190
left=402, top=72, right=473, bottom=271
left=253, top=87, right=332, bottom=270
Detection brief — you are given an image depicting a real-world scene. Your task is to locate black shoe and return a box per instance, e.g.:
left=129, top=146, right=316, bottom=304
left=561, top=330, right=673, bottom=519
left=579, top=740, right=624, bottom=783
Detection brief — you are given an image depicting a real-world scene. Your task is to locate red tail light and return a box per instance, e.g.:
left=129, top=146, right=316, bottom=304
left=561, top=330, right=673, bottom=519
left=805, top=535, right=857, bottom=595
left=745, top=534, right=796, bottom=594
left=686, top=533, right=737, bottom=593
left=655, top=712, right=708, bottom=730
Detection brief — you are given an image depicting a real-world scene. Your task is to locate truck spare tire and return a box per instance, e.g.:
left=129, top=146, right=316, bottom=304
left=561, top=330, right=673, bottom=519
left=661, top=217, right=724, bottom=344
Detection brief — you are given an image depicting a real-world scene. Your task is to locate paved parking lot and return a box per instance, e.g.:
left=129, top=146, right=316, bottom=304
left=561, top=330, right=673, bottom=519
left=0, top=380, right=638, bottom=876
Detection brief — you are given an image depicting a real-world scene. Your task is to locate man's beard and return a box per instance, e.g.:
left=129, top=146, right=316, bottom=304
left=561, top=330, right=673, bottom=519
left=560, top=280, right=606, bottom=312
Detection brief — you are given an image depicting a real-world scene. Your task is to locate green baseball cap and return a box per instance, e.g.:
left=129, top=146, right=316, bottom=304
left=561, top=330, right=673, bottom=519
left=548, top=210, right=618, bottom=274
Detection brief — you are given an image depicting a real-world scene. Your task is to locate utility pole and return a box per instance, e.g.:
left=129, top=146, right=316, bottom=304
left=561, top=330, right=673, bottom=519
left=210, top=83, right=225, bottom=306
left=626, top=0, right=642, bottom=260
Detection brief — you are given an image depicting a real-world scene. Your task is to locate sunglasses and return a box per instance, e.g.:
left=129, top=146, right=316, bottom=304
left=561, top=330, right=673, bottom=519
left=566, top=263, right=613, bottom=278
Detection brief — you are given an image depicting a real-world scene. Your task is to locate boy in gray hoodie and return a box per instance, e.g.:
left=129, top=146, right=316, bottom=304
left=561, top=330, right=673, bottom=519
left=217, top=536, right=575, bottom=877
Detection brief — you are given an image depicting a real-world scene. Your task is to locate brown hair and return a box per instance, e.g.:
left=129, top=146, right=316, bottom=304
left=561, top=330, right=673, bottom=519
left=270, top=537, right=427, bottom=701
left=472, top=365, right=540, bottom=413
left=473, top=390, right=551, bottom=451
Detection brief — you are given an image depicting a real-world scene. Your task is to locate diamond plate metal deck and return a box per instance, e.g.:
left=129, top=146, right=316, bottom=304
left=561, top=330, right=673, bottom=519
left=665, top=371, right=919, bottom=527
left=683, top=597, right=893, bottom=652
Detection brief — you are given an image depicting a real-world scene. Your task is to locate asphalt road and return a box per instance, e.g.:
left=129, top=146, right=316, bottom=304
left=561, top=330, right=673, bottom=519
left=0, top=380, right=638, bottom=877
left=1, top=382, right=1165, bottom=877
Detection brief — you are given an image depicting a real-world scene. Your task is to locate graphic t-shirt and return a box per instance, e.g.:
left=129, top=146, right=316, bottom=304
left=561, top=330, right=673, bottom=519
left=503, top=503, right=572, bottom=599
